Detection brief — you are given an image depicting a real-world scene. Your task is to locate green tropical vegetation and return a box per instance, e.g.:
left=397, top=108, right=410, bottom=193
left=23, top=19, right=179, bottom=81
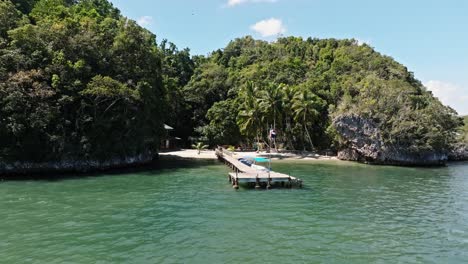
left=0, top=0, right=465, bottom=169
left=0, top=0, right=166, bottom=163
left=183, top=36, right=462, bottom=154
left=191, top=142, right=209, bottom=155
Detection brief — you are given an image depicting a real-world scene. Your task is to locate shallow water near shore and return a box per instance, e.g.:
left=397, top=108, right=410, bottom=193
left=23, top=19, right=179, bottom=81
left=1, top=159, right=468, bottom=263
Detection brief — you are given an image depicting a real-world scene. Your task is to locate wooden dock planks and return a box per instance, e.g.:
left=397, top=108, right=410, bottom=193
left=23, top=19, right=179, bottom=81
left=216, top=148, right=302, bottom=189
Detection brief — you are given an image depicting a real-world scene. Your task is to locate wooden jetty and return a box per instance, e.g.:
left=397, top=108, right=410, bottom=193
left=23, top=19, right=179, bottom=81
left=215, top=148, right=302, bottom=190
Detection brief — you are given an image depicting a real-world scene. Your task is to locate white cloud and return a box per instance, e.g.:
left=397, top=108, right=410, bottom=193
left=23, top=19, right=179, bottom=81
left=425, top=80, right=468, bottom=115
left=227, top=0, right=277, bottom=7
left=137, top=16, right=153, bottom=27
left=250, top=18, right=286, bottom=37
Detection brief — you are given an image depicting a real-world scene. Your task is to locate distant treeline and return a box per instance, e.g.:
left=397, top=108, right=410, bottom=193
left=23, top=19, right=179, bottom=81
left=0, top=0, right=464, bottom=165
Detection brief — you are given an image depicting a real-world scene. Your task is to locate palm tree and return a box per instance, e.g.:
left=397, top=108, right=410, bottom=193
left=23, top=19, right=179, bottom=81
left=292, top=88, right=321, bottom=151
left=257, top=82, right=286, bottom=151
left=281, top=84, right=295, bottom=150
left=192, top=142, right=209, bottom=155
left=259, top=82, right=284, bottom=130
left=236, top=82, right=263, bottom=143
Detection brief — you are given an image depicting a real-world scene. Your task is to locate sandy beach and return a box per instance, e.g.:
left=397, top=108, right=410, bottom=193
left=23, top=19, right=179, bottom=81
left=159, top=149, right=338, bottom=161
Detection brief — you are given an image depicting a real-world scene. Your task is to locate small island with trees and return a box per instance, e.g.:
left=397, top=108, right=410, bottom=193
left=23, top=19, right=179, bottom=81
left=1, top=0, right=467, bottom=175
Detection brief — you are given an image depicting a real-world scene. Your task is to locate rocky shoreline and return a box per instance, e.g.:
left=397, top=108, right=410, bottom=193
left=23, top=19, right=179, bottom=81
left=448, top=143, right=468, bottom=161
left=337, top=148, right=450, bottom=166
left=0, top=153, right=156, bottom=178
left=1, top=143, right=467, bottom=178
left=333, top=114, right=465, bottom=166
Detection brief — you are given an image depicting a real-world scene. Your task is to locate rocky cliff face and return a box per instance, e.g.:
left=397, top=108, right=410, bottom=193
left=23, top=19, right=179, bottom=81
left=0, top=152, right=156, bottom=176
left=333, top=115, right=447, bottom=166
left=449, top=143, right=468, bottom=161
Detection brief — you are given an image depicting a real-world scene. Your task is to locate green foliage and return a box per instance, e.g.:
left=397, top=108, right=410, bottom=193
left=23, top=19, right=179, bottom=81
left=81, top=75, right=140, bottom=100
left=184, top=36, right=460, bottom=153
left=203, top=99, right=241, bottom=146
left=29, top=0, right=72, bottom=22
left=236, top=81, right=263, bottom=139
left=0, top=69, right=57, bottom=160
left=159, top=39, right=195, bottom=144
left=10, top=0, right=38, bottom=14
left=292, top=87, right=326, bottom=150
left=183, top=61, right=230, bottom=130
left=0, top=0, right=29, bottom=38
left=0, top=0, right=461, bottom=163
left=227, top=145, right=236, bottom=152
left=0, top=0, right=166, bottom=162
left=191, top=142, right=209, bottom=155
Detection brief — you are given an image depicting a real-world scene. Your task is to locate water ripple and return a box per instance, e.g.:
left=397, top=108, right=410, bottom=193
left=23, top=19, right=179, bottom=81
left=1, top=161, right=468, bottom=263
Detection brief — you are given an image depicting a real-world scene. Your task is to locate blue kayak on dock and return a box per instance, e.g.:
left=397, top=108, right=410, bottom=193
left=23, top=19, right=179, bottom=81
left=238, top=157, right=270, bottom=171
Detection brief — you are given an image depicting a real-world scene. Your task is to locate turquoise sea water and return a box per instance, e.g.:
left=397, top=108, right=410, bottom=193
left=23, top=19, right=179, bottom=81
left=1, top=160, right=467, bottom=263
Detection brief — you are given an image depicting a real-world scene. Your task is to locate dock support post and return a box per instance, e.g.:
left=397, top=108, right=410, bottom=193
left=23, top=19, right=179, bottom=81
left=233, top=177, right=239, bottom=190
left=267, top=173, right=272, bottom=190
left=255, top=174, right=261, bottom=189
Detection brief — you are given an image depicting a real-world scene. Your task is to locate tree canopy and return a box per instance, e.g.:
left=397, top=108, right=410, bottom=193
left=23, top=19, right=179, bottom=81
left=182, top=36, right=461, bottom=154
left=0, top=0, right=463, bottom=167
left=0, top=0, right=165, bottom=162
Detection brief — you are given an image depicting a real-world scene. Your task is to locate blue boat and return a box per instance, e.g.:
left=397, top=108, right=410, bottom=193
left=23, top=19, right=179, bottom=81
left=238, top=156, right=271, bottom=172
left=238, top=158, right=253, bottom=166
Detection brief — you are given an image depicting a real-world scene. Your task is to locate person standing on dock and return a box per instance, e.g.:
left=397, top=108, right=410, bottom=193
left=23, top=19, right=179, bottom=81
left=269, top=128, right=277, bottom=153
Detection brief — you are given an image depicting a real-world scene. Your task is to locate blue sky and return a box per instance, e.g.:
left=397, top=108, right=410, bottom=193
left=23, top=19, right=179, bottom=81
left=109, top=0, right=468, bottom=115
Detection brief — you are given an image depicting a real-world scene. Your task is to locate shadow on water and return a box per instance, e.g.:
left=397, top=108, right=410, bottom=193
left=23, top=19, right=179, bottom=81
left=2, top=157, right=464, bottom=183
left=448, top=161, right=468, bottom=167
left=0, top=157, right=218, bottom=182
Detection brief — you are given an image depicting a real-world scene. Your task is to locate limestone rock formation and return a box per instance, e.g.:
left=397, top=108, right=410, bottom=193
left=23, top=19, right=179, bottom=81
left=449, top=143, right=468, bottom=161
left=0, top=152, right=156, bottom=176
left=333, top=115, right=447, bottom=166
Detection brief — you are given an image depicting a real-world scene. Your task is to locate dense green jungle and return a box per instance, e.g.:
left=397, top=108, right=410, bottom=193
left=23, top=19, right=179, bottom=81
left=0, top=0, right=465, bottom=169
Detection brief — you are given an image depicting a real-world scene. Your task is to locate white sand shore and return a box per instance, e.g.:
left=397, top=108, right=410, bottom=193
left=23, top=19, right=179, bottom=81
left=159, top=149, right=338, bottom=161
left=159, top=149, right=217, bottom=160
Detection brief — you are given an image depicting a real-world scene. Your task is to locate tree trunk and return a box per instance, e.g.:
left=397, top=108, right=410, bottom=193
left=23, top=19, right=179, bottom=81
left=273, top=108, right=276, bottom=129
left=304, top=124, right=314, bottom=151
left=303, top=111, right=314, bottom=151
left=284, top=116, right=294, bottom=150
left=256, top=134, right=260, bottom=152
